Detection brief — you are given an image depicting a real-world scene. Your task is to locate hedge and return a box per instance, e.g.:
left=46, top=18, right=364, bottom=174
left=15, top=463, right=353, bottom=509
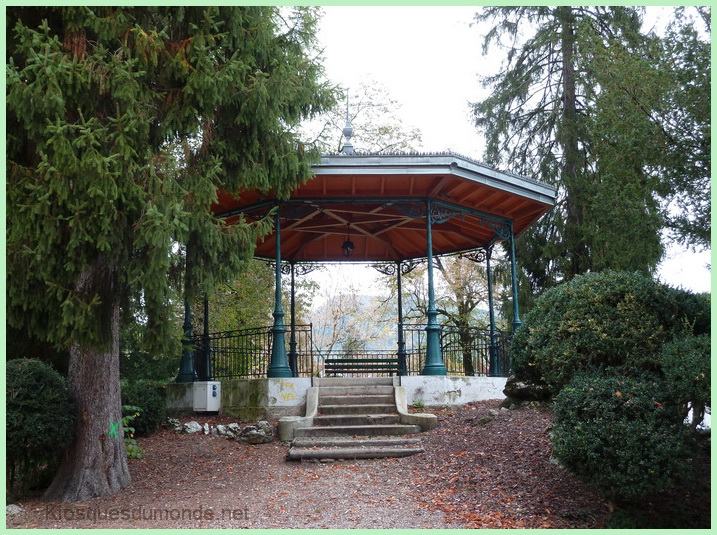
left=551, top=370, right=689, bottom=502
left=511, top=271, right=705, bottom=394
left=120, top=379, right=167, bottom=436
left=7, top=359, right=75, bottom=497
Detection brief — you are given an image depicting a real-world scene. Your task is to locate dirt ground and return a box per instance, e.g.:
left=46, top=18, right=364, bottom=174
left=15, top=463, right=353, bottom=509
left=6, top=400, right=710, bottom=529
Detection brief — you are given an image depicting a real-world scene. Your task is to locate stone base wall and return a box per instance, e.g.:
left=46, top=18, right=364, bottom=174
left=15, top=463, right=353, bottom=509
left=165, top=382, right=194, bottom=416
left=166, top=376, right=507, bottom=420
left=221, top=378, right=312, bottom=421
left=399, top=376, right=507, bottom=407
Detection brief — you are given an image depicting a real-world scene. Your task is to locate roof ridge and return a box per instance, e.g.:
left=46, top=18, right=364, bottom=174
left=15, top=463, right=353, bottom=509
left=320, top=150, right=555, bottom=190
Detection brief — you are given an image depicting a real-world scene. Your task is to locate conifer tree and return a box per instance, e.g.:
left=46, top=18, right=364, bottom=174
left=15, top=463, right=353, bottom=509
left=656, top=8, right=711, bottom=249
left=472, top=7, right=705, bottom=298
left=7, top=6, right=335, bottom=502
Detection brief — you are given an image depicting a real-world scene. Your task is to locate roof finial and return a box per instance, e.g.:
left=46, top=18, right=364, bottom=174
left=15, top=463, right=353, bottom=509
left=341, top=90, right=354, bottom=155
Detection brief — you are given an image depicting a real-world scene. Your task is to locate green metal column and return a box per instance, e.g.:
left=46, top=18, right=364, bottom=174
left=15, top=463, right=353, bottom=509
left=509, top=224, right=522, bottom=332
left=287, top=262, right=298, bottom=377
left=486, top=247, right=498, bottom=376
left=396, top=261, right=407, bottom=376
left=421, top=200, right=447, bottom=376
left=175, top=298, right=197, bottom=383
left=196, top=294, right=213, bottom=381
left=268, top=207, right=292, bottom=378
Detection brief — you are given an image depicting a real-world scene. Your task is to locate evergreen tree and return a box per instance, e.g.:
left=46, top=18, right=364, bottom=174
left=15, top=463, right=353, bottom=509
left=656, top=8, right=711, bottom=249
left=6, top=6, right=335, bottom=502
left=472, top=7, right=704, bottom=297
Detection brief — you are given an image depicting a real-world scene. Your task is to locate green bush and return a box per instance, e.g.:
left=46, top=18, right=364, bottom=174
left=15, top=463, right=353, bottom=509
left=122, top=405, right=145, bottom=459
left=663, top=288, right=711, bottom=336
left=511, top=271, right=695, bottom=393
left=120, top=380, right=167, bottom=436
left=660, top=334, right=711, bottom=429
left=6, top=359, right=75, bottom=497
left=551, top=371, right=689, bottom=503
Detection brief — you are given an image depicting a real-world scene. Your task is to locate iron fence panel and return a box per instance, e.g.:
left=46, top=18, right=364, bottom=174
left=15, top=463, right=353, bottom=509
left=189, top=323, right=511, bottom=379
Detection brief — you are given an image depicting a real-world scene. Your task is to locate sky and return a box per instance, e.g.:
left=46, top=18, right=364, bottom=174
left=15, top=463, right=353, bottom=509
left=308, top=5, right=711, bottom=298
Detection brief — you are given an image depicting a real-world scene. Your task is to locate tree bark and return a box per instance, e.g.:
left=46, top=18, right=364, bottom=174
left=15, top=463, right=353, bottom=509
left=457, top=321, right=475, bottom=377
left=557, top=6, right=588, bottom=277
left=43, top=258, right=130, bottom=503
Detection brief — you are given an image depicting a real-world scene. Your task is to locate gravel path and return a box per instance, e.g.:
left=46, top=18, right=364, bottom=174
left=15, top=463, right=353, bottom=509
left=8, top=430, right=463, bottom=529
left=9, top=400, right=705, bottom=529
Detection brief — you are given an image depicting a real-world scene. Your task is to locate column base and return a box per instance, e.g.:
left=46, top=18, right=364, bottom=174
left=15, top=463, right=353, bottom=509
left=175, top=372, right=197, bottom=383
left=420, top=364, right=448, bottom=376
left=267, top=366, right=293, bottom=378
left=175, top=347, right=197, bottom=383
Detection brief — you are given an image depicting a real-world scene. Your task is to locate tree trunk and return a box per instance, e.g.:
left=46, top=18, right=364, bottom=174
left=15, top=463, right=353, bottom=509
left=43, top=259, right=130, bottom=503
left=557, top=6, right=588, bottom=278
left=458, top=323, right=475, bottom=376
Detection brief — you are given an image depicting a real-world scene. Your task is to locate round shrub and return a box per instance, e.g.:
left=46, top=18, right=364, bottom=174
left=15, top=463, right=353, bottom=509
left=7, top=359, right=75, bottom=497
left=511, top=271, right=677, bottom=393
left=120, top=380, right=167, bottom=436
left=663, top=288, right=710, bottom=336
left=551, top=370, right=689, bottom=503
left=660, top=334, right=711, bottom=429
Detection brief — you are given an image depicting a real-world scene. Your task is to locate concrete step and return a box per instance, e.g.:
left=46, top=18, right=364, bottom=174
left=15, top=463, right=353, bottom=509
left=287, top=435, right=423, bottom=461
left=312, top=414, right=400, bottom=426
left=314, top=377, right=396, bottom=387
left=293, top=424, right=421, bottom=438
left=319, top=394, right=395, bottom=407
left=287, top=445, right=424, bottom=461
left=319, top=403, right=396, bottom=415
left=291, top=437, right=422, bottom=448
left=318, top=384, right=395, bottom=396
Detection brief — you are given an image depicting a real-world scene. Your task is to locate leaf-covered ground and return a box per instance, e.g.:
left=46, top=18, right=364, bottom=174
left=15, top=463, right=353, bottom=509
left=408, top=401, right=609, bottom=528
left=410, top=400, right=710, bottom=529
left=7, top=400, right=709, bottom=529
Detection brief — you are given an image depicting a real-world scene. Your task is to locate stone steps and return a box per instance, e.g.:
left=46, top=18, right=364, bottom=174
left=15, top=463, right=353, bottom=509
left=319, top=403, right=396, bottom=415
left=291, top=437, right=423, bottom=448
left=287, top=437, right=424, bottom=461
left=319, top=384, right=395, bottom=396
left=319, top=394, right=395, bottom=405
left=285, top=377, right=427, bottom=460
left=313, top=414, right=401, bottom=426
left=293, top=423, right=421, bottom=438
left=314, top=377, right=396, bottom=387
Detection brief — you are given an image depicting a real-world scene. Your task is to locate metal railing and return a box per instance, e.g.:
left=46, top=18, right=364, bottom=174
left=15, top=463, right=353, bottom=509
left=402, top=324, right=512, bottom=376
left=190, top=323, right=511, bottom=379
left=191, top=324, right=314, bottom=379
left=441, top=326, right=512, bottom=377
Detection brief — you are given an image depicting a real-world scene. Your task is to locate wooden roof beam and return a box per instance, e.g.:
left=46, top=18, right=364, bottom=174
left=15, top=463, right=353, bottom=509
left=322, top=209, right=401, bottom=258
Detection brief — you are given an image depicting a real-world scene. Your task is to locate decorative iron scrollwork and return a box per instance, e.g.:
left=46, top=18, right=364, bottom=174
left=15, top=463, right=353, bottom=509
left=393, top=202, right=426, bottom=221
left=393, top=199, right=511, bottom=241
left=294, top=263, right=322, bottom=276
left=371, top=262, right=397, bottom=276
left=278, top=261, right=322, bottom=275
left=480, top=217, right=511, bottom=241
left=371, top=259, right=423, bottom=276
left=401, top=259, right=423, bottom=275
left=429, top=204, right=463, bottom=224
left=459, top=249, right=487, bottom=264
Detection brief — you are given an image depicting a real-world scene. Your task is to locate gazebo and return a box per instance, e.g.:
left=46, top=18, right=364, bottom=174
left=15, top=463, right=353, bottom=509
left=175, top=127, right=556, bottom=387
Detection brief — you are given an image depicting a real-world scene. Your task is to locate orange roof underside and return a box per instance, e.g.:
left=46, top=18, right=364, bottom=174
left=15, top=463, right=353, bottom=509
left=211, top=154, right=556, bottom=262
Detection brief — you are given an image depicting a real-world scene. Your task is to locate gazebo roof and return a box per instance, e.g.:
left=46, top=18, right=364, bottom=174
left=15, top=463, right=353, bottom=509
left=212, top=152, right=557, bottom=262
